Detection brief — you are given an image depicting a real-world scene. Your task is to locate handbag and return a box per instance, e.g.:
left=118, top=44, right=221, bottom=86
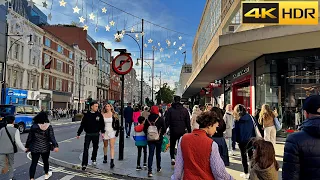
left=250, top=115, right=262, bottom=138
left=1, top=156, right=9, bottom=174
left=274, top=117, right=282, bottom=131
left=5, top=127, right=18, bottom=153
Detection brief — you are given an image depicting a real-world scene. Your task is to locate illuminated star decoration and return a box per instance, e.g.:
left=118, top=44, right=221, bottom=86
left=118, top=33, right=124, bottom=39
left=168, top=55, right=170, bottom=58
left=179, top=36, right=182, bottom=40
left=79, top=16, right=85, bottom=23
left=160, top=48, right=164, bottom=52
left=131, top=27, right=135, bottom=33
left=102, top=7, right=107, bottom=13
left=148, top=39, right=153, bottom=43
left=48, top=13, right=52, bottom=21
left=182, top=43, right=185, bottom=47
left=144, top=43, right=148, bottom=48
left=42, top=1, right=48, bottom=8
left=141, top=32, right=145, bottom=36
left=135, top=33, right=139, bottom=39
left=59, top=0, right=66, bottom=7
left=174, top=51, right=177, bottom=54
left=179, top=46, right=183, bottom=51
left=73, top=6, right=80, bottom=14
left=114, top=33, right=120, bottom=40
left=83, top=25, right=88, bottom=31
left=121, top=30, right=125, bottom=35
left=166, top=39, right=171, bottom=47
left=109, top=20, right=115, bottom=26
left=89, top=13, right=95, bottom=20
left=158, top=42, right=161, bottom=47
left=105, top=25, right=110, bottom=31
left=173, top=41, right=176, bottom=46
left=27, top=0, right=35, bottom=8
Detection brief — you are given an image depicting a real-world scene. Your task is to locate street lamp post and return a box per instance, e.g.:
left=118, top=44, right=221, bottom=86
left=2, top=34, right=33, bottom=104
left=137, top=50, right=154, bottom=102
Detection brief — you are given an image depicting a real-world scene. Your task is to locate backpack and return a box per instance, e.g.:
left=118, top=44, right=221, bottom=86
left=147, top=118, right=160, bottom=141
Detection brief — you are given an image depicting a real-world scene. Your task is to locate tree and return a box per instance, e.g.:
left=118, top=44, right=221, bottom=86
left=155, top=83, right=175, bottom=104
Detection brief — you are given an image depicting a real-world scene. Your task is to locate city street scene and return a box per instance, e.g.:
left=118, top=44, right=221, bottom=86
left=0, top=0, right=320, bottom=180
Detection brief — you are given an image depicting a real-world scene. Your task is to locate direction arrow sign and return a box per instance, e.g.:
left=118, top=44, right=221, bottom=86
left=112, top=53, right=133, bottom=75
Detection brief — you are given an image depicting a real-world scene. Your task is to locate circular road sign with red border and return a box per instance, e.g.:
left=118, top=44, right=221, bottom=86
left=112, top=53, right=133, bottom=75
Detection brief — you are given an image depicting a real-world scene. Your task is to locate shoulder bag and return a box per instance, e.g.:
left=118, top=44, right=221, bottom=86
left=274, top=117, right=282, bottom=131
left=5, top=127, right=18, bottom=153
left=249, top=115, right=262, bottom=138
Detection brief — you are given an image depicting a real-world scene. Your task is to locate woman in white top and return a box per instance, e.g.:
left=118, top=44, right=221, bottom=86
left=102, top=104, right=119, bottom=168
left=191, top=105, right=202, bottom=130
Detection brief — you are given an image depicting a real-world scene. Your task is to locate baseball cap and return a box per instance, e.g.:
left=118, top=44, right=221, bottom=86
left=303, top=95, right=320, bottom=115
left=150, top=106, right=159, bottom=115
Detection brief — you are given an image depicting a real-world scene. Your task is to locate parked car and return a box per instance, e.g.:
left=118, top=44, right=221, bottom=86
left=0, top=104, right=40, bottom=133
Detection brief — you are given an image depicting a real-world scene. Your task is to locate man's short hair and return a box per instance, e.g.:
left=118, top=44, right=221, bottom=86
left=90, top=101, right=98, bottom=107
left=303, top=95, right=320, bottom=115
left=174, top=96, right=181, bottom=103
left=4, top=115, right=15, bottom=124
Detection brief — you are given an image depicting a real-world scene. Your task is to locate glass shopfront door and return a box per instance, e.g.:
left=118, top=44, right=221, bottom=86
left=233, top=80, right=251, bottom=114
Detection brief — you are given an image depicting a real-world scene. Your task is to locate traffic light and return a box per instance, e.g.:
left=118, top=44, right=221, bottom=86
left=86, top=98, right=93, bottom=105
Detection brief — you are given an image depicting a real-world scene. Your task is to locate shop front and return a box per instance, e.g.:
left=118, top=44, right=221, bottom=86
left=224, top=62, right=255, bottom=114
left=39, top=91, right=52, bottom=111
left=27, top=90, right=41, bottom=107
left=52, top=91, right=72, bottom=109
left=4, top=88, right=28, bottom=105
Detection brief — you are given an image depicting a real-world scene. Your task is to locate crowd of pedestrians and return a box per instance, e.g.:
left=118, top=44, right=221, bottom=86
left=1, top=95, right=320, bottom=180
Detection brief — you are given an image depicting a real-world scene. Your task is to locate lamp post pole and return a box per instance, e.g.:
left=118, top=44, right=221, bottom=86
left=140, top=19, right=144, bottom=106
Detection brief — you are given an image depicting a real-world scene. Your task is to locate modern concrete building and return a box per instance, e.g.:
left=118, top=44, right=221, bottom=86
left=183, top=0, right=320, bottom=128
left=4, top=10, right=44, bottom=107
left=176, top=64, right=192, bottom=97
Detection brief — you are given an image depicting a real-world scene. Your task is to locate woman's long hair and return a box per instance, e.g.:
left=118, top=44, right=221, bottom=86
left=253, top=139, right=279, bottom=170
left=103, top=104, right=119, bottom=119
left=259, top=104, right=275, bottom=125
left=233, top=104, right=247, bottom=120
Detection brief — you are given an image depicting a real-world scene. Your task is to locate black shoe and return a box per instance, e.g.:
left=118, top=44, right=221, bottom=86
left=92, top=160, right=97, bottom=166
left=171, top=159, right=175, bottom=166
left=143, top=163, right=147, bottom=168
left=82, top=166, right=87, bottom=171
left=136, top=166, right=142, bottom=171
left=157, top=168, right=162, bottom=172
left=126, top=135, right=129, bottom=138
left=110, top=159, right=115, bottom=168
left=148, top=171, right=153, bottom=177
left=103, top=155, right=107, bottom=164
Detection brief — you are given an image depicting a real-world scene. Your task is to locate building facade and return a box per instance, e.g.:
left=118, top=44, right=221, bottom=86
left=41, top=29, right=74, bottom=109
left=109, top=61, right=121, bottom=103
left=124, top=68, right=138, bottom=103
left=176, top=64, right=192, bottom=97
left=183, top=0, right=320, bottom=129
left=4, top=10, right=43, bottom=106
left=0, top=3, right=7, bottom=103
left=73, top=45, right=86, bottom=110
left=93, top=42, right=110, bottom=104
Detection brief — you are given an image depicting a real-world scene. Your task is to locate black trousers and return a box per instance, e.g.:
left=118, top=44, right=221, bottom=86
left=238, top=141, right=253, bottom=174
left=137, top=146, right=147, bottom=166
left=170, top=133, right=184, bottom=160
left=232, top=128, right=236, bottom=150
left=148, top=141, right=162, bottom=172
left=82, top=134, right=99, bottom=166
left=125, top=122, right=132, bottom=136
left=29, top=152, right=50, bottom=179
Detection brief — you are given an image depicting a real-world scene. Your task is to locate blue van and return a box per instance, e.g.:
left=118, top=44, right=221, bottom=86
left=0, top=105, right=40, bottom=133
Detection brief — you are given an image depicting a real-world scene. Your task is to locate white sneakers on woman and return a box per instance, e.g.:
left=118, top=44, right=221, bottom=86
left=240, top=173, right=249, bottom=179
left=44, top=171, right=52, bottom=180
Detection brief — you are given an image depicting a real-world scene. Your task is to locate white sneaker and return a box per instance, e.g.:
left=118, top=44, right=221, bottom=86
left=240, top=173, right=249, bottom=179
left=44, top=171, right=52, bottom=180
left=92, top=161, right=97, bottom=166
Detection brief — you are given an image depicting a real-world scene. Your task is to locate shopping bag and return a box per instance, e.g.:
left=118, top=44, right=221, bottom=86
left=1, top=156, right=9, bottom=174
left=161, top=135, right=170, bottom=152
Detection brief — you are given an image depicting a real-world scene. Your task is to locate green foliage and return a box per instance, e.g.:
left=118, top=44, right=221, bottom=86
left=155, top=83, right=175, bottom=104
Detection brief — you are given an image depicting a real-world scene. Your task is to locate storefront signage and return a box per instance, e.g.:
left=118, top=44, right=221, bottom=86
left=210, top=80, right=223, bottom=88
left=7, top=88, right=27, bottom=98
left=233, top=67, right=250, bottom=79
left=27, top=91, right=40, bottom=100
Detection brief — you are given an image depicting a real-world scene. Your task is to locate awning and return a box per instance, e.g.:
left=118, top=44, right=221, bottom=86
left=183, top=25, right=320, bottom=97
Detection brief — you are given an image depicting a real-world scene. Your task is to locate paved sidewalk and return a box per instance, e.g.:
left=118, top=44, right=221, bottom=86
left=81, top=137, right=285, bottom=179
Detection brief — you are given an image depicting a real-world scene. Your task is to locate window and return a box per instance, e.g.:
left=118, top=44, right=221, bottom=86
left=56, top=78, right=62, bottom=91
left=57, top=45, right=63, bottom=54
left=69, top=66, right=73, bottom=75
left=69, top=51, right=73, bottom=59
left=30, top=75, right=37, bottom=90
left=45, top=38, right=51, bottom=47
left=12, top=70, right=17, bottom=87
left=43, top=74, right=49, bottom=89
left=25, top=106, right=33, bottom=114
left=13, top=44, right=19, bottom=60
left=44, top=54, right=51, bottom=66
left=56, top=60, right=63, bottom=72
left=21, top=45, right=24, bottom=62
left=86, top=77, right=88, bottom=85
left=68, top=81, right=72, bottom=92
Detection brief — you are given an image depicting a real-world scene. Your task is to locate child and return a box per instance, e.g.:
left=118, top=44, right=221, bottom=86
left=133, top=116, right=147, bottom=170
left=250, top=139, right=279, bottom=180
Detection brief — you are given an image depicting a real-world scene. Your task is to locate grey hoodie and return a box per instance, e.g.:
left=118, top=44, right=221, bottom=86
left=250, top=163, right=278, bottom=180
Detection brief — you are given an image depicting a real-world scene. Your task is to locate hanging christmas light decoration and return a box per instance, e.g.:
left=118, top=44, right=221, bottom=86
left=178, top=36, right=182, bottom=40
left=73, top=6, right=80, bottom=14
left=102, top=7, right=107, bottom=13
left=79, top=16, right=85, bottom=23
left=158, top=42, right=161, bottom=47
left=144, top=43, right=148, bottom=48
left=109, top=20, right=115, bottom=26
left=148, top=38, right=153, bottom=43
left=89, top=13, right=95, bottom=20
left=59, top=0, right=66, bottom=7
left=83, top=25, right=88, bottom=31
left=166, top=39, right=171, bottom=47
left=160, top=48, right=164, bottom=52
left=179, top=46, right=183, bottom=51
left=42, top=1, right=48, bottom=8
left=105, top=25, right=110, bottom=31
left=131, top=27, right=135, bottom=33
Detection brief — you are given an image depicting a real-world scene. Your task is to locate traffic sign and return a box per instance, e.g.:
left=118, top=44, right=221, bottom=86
left=112, top=53, right=133, bottom=75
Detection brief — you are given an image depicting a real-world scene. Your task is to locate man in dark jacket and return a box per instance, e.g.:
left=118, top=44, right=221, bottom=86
left=165, top=96, right=191, bottom=165
left=283, top=95, right=320, bottom=180
left=124, top=103, right=134, bottom=138
left=77, top=102, right=105, bottom=170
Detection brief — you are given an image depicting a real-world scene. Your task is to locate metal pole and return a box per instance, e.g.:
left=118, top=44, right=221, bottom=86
left=151, top=50, right=154, bottom=103
left=159, top=71, right=162, bottom=104
left=78, top=59, right=82, bottom=112
left=140, top=19, right=144, bottom=106
left=2, top=8, right=8, bottom=104
left=119, top=75, right=125, bottom=160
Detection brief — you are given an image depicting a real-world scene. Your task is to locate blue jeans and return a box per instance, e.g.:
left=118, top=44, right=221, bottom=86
left=125, top=122, right=132, bottom=136
left=147, top=141, right=162, bottom=172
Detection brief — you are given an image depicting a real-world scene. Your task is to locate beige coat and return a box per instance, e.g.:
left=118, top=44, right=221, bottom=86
left=250, top=163, right=278, bottom=180
left=191, top=110, right=201, bottom=130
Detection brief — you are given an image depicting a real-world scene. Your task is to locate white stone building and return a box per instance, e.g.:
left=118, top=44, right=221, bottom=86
left=4, top=10, right=44, bottom=107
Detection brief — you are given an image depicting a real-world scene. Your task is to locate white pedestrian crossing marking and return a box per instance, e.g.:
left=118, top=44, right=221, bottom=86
left=60, top=175, right=75, bottom=180
left=35, top=175, right=45, bottom=180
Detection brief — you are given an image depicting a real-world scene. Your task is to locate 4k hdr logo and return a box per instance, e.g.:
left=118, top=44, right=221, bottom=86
left=242, top=1, right=318, bottom=25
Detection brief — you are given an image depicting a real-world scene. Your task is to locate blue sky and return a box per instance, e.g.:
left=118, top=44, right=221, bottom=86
left=33, top=0, right=206, bottom=88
